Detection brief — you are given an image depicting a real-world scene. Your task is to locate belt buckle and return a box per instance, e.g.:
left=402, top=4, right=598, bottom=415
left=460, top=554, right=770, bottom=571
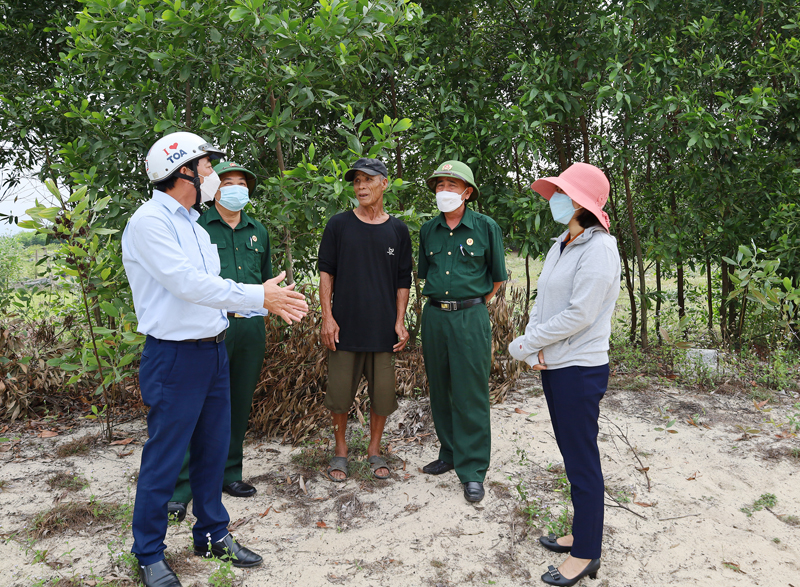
left=441, top=300, right=456, bottom=311
left=215, top=330, right=226, bottom=343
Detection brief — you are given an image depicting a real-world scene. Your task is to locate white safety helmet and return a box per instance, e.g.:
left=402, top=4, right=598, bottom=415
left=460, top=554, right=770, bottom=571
left=145, top=131, right=225, bottom=183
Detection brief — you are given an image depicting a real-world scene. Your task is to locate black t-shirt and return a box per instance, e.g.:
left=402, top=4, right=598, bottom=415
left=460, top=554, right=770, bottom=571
left=318, top=211, right=413, bottom=352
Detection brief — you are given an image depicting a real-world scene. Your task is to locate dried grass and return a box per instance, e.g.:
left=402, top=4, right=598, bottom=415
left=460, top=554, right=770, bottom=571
left=250, top=284, right=527, bottom=445
left=55, top=434, right=98, bottom=458
left=28, top=500, right=129, bottom=540
left=46, top=472, right=88, bottom=492
left=165, top=545, right=205, bottom=576
left=0, top=321, right=78, bottom=420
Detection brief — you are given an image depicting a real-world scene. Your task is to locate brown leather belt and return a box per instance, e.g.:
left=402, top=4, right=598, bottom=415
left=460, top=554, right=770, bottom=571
left=429, top=297, right=485, bottom=311
left=227, top=312, right=245, bottom=318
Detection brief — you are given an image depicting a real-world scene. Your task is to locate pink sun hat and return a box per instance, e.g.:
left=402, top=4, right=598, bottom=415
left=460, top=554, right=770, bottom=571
left=531, top=162, right=611, bottom=230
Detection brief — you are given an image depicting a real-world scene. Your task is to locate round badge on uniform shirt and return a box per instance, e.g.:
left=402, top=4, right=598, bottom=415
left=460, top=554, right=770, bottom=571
left=467, top=238, right=474, bottom=245
left=252, top=236, right=257, bottom=242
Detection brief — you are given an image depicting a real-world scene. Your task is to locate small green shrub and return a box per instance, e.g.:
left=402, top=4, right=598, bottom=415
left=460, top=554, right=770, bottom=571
left=740, top=493, right=777, bottom=517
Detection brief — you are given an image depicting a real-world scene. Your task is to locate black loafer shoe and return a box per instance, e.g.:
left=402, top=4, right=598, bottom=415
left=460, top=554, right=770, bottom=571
left=463, top=481, right=485, bottom=503
left=194, top=533, right=262, bottom=568
left=138, top=559, right=182, bottom=587
left=541, top=559, right=600, bottom=586
left=223, top=480, right=257, bottom=497
left=539, top=533, right=572, bottom=553
left=422, top=459, right=454, bottom=475
left=167, top=501, right=187, bottom=523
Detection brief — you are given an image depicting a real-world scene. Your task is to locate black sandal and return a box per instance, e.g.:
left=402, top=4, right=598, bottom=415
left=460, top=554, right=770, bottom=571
left=539, top=533, right=572, bottom=553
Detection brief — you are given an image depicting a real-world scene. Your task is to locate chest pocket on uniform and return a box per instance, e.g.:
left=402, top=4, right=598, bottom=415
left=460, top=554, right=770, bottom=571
left=215, top=240, right=229, bottom=271
left=458, top=243, right=486, bottom=276
left=246, top=238, right=262, bottom=276
left=425, top=242, right=445, bottom=269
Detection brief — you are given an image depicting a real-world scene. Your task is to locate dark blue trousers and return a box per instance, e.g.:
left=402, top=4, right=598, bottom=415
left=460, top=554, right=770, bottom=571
left=132, top=336, right=232, bottom=566
left=541, top=364, right=608, bottom=560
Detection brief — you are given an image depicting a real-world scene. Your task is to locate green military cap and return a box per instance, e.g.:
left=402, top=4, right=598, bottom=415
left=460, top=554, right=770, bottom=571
left=213, top=161, right=258, bottom=195
left=426, top=160, right=480, bottom=201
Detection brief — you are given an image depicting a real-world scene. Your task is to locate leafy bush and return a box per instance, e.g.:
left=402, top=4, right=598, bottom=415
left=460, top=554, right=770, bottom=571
left=0, top=235, right=24, bottom=287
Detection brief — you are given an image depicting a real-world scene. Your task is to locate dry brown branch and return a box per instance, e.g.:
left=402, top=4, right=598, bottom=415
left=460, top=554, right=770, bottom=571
left=601, top=414, right=652, bottom=491
left=604, top=487, right=648, bottom=520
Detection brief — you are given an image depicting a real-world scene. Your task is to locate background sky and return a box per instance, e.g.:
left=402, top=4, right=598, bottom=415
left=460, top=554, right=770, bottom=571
left=0, top=167, right=62, bottom=235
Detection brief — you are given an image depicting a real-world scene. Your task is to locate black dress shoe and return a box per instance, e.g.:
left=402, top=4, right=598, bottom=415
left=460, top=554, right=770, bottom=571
left=422, top=459, right=454, bottom=475
left=541, top=559, right=600, bottom=586
left=194, top=533, right=263, bottom=568
left=167, top=501, right=187, bottom=523
left=463, top=481, right=485, bottom=502
left=223, top=480, right=257, bottom=497
left=539, top=533, right=572, bottom=553
left=138, top=559, right=182, bottom=587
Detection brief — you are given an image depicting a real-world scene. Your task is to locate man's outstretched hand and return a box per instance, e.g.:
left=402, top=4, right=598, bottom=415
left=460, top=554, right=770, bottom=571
left=263, top=271, right=308, bottom=324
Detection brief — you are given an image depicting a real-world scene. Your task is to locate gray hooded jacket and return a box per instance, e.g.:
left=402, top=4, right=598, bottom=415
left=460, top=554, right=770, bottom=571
left=509, top=225, right=621, bottom=369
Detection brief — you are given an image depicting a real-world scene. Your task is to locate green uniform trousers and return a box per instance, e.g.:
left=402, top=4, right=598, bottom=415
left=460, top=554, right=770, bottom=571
left=421, top=301, right=492, bottom=483
left=171, top=315, right=266, bottom=504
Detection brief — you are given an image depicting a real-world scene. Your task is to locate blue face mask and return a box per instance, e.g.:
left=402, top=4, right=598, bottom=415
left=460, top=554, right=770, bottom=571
left=218, top=185, right=250, bottom=212
left=549, top=192, right=576, bottom=225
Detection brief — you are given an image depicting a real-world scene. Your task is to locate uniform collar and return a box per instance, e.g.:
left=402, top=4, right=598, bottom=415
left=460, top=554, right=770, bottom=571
left=435, top=206, right=475, bottom=230
left=202, top=203, right=255, bottom=229
left=152, top=189, right=199, bottom=221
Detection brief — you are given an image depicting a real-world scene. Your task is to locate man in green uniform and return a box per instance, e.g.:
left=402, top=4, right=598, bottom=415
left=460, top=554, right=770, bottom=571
left=168, top=161, right=271, bottom=521
left=418, top=160, right=507, bottom=503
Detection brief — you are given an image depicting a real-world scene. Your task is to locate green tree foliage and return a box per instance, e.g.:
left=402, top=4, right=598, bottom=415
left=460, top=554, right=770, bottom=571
left=1, top=0, right=799, bottom=355
left=0, top=235, right=24, bottom=286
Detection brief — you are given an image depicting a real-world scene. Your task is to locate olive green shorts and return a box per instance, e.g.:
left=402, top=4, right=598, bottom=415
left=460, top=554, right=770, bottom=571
left=325, top=350, right=398, bottom=416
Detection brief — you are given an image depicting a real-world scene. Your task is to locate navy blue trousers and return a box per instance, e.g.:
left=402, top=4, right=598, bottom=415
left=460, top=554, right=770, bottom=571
left=132, top=336, right=232, bottom=565
left=541, top=364, right=608, bottom=560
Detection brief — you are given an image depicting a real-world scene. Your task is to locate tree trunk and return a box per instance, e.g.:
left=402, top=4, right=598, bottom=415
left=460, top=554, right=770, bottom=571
left=512, top=139, right=531, bottom=311
left=185, top=79, right=192, bottom=127
left=622, top=246, right=637, bottom=343
left=268, top=90, right=294, bottom=284
left=623, top=160, right=648, bottom=349
left=720, top=258, right=729, bottom=341
left=669, top=191, right=685, bottom=322
left=706, top=256, right=714, bottom=332
left=551, top=123, right=568, bottom=171
left=579, top=115, right=590, bottom=163
left=606, top=168, right=637, bottom=342
left=525, top=254, right=531, bottom=316
left=655, top=257, right=662, bottom=345
left=389, top=73, right=403, bottom=184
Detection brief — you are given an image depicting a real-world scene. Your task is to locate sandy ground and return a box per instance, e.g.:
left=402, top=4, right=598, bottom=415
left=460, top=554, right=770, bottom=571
left=1, top=374, right=799, bottom=587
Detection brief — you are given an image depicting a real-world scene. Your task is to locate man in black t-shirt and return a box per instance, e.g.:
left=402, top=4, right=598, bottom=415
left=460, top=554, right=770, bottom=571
left=318, top=157, right=412, bottom=482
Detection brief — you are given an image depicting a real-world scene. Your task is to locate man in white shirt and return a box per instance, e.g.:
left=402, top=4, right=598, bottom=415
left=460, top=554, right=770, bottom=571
left=122, top=132, right=307, bottom=587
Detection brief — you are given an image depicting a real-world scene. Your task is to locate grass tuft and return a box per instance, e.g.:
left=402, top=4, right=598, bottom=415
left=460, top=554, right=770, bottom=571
left=46, top=472, right=89, bottom=492
left=55, top=435, right=98, bottom=458
left=29, top=500, right=130, bottom=540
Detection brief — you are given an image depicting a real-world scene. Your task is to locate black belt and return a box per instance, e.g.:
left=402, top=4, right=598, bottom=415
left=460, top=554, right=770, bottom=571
left=429, top=297, right=485, bottom=311
left=184, top=330, right=226, bottom=343
left=227, top=312, right=245, bottom=318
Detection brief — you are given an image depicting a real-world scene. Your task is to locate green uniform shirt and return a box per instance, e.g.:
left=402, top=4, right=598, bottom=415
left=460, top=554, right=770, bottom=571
left=418, top=208, right=507, bottom=299
left=198, top=205, right=272, bottom=284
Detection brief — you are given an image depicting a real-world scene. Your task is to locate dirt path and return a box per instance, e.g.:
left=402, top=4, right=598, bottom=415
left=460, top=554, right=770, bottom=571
left=1, top=375, right=798, bottom=586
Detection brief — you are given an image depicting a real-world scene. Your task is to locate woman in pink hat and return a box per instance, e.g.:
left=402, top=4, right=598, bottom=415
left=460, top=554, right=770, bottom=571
left=508, top=162, right=621, bottom=586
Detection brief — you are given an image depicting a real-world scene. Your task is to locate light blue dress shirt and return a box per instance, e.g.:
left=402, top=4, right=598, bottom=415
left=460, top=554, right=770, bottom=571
left=121, top=190, right=265, bottom=341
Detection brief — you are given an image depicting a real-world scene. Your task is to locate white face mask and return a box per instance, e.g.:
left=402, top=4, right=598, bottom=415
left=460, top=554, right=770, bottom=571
left=199, top=171, right=221, bottom=203
left=436, top=189, right=467, bottom=213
